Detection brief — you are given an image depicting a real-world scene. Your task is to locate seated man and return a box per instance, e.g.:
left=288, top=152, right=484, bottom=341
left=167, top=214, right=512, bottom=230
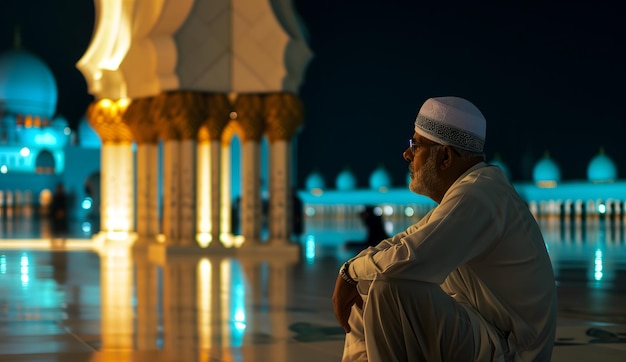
left=332, top=96, right=557, bottom=361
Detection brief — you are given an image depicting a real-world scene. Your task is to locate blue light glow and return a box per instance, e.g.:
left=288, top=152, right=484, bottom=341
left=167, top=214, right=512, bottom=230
left=81, top=222, right=92, bottom=233
left=81, top=197, right=92, bottom=209
left=0, top=254, right=6, bottom=274
left=594, top=249, right=603, bottom=281
left=404, top=207, right=415, bottom=217
left=19, top=147, right=30, bottom=157
left=20, top=253, right=29, bottom=287
left=305, top=235, right=316, bottom=263
left=598, top=203, right=606, bottom=214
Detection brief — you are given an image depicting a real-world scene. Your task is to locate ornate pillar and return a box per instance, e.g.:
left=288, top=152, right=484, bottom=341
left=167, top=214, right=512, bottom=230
left=87, top=98, right=135, bottom=242
left=264, top=93, right=303, bottom=245
left=197, top=94, right=231, bottom=248
left=124, top=97, right=160, bottom=245
left=234, top=94, right=265, bottom=246
left=152, top=91, right=205, bottom=247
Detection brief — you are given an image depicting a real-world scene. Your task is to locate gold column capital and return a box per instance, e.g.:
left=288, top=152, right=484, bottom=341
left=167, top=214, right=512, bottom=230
left=200, top=93, right=231, bottom=142
left=264, top=92, right=303, bottom=142
left=233, top=93, right=265, bottom=142
left=123, top=97, right=159, bottom=144
left=152, top=91, right=208, bottom=141
left=87, top=98, right=134, bottom=144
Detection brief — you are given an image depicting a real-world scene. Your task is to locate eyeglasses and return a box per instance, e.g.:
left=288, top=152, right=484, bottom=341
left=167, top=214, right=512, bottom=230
left=408, top=139, right=440, bottom=155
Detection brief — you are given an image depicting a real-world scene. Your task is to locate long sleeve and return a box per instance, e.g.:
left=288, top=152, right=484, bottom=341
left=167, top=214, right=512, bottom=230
left=348, top=181, right=499, bottom=284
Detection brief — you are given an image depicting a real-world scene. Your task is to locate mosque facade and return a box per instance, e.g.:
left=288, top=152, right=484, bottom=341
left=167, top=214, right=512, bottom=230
left=1, top=0, right=624, bottom=250
left=0, top=42, right=102, bottom=228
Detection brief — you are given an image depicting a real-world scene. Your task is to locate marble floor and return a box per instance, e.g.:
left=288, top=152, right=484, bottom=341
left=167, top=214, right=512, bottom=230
left=1, top=213, right=625, bottom=361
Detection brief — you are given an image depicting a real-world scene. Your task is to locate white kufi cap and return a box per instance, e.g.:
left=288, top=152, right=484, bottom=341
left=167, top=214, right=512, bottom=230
left=414, top=96, right=486, bottom=153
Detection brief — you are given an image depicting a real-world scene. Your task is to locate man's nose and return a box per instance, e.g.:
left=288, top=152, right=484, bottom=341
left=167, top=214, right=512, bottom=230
left=403, top=148, right=412, bottom=162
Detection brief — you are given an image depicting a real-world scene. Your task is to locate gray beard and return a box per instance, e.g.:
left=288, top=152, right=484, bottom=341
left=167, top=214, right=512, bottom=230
left=409, top=151, right=439, bottom=199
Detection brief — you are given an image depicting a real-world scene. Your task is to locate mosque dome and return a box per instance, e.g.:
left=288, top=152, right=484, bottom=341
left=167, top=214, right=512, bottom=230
left=369, top=165, right=391, bottom=191
left=335, top=168, right=356, bottom=190
left=489, top=153, right=511, bottom=180
left=77, top=116, right=101, bottom=149
left=0, top=48, right=58, bottom=118
left=587, top=148, right=617, bottom=183
left=532, top=152, right=561, bottom=187
left=305, top=171, right=325, bottom=191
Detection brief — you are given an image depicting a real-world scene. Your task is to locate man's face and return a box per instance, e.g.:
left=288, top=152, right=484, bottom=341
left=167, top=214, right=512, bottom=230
left=404, top=133, right=441, bottom=198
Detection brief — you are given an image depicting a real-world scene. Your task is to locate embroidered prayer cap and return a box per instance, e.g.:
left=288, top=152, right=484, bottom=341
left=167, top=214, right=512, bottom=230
left=414, top=96, right=486, bottom=153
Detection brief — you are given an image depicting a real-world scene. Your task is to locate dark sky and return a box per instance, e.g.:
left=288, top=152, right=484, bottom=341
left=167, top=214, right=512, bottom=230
left=1, top=1, right=624, bottom=185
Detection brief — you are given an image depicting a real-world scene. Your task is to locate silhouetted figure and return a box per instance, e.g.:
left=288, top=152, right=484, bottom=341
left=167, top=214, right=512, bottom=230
left=345, top=205, right=389, bottom=249
left=49, top=183, right=68, bottom=237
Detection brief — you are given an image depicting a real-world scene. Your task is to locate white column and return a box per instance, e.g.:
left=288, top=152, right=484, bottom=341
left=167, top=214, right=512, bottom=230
left=241, top=140, right=262, bottom=245
left=269, top=140, right=291, bottom=244
left=136, top=143, right=159, bottom=241
left=197, top=141, right=211, bottom=246
left=198, top=140, right=224, bottom=248
left=220, top=142, right=232, bottom=237
left=180, top=139, right=197, bottom=245
left=162, top=140, right=181, bottom=245
left=100, top=142, right=135, bottom=240
left=209, top=141, right=224, bottom=247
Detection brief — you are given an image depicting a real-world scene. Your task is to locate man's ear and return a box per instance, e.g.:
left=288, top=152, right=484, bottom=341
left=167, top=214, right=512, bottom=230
left=439, top=145, right=454, bottom=169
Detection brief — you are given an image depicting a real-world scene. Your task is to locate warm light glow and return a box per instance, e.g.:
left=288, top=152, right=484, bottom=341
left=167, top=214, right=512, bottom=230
left=197, top=233, right=212, bottom=248
left=198, top=259, right=212, bottom=349
left=197, top=142, right=211, bottom=242
left=311, top=188, right=323, bottom=196
left=107, top=231, right=130, bottom=241
left=536, top=180, right=557, bottom=188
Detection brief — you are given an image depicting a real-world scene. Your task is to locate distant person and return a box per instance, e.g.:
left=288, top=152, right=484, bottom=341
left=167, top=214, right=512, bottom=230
left=49, top=183, right=68, bottom=237
left=332, top=96, right=557, bottom=361
left=345, top=206, right=389, bottom=249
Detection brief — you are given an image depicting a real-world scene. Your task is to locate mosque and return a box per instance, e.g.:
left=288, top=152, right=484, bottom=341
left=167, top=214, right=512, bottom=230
left=0, top=36, right=102, bottom=229
left=1, top=0, right=624, bottom=251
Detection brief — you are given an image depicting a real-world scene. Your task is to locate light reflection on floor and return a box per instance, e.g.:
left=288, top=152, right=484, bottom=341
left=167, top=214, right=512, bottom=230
left=1, top=214, right=626, bottom=361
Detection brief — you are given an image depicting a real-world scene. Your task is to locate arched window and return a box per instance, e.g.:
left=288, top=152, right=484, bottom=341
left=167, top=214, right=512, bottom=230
left=35, top=149, right=55, bottom=174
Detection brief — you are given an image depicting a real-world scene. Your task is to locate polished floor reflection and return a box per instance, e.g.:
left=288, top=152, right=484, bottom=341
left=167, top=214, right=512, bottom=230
left=1, top=214, right=626, bottom=361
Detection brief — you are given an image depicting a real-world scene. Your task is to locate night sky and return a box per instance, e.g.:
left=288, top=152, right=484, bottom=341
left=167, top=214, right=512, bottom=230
left=1, top=1, right=624, bottom=186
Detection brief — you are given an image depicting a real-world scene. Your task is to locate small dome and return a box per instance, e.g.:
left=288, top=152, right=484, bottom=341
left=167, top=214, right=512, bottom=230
left=369, top=165, right=391, bottom=191
left=77, top=116, right=101, bottom=148
left=587, top=148, right=617, bottom=183
left=305, top=171, right=325, bottom=190
left=0, top=48, right=58, bottom=118
left=532, top=153, right=560, bottom=186
left=336, top=168, right=356, bottom=190
left=489, top=153, right=511, bottom=180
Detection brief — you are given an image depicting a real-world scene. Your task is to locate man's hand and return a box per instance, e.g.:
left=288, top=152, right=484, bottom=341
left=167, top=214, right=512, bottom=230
left=332, top=274, right=363, bottom=333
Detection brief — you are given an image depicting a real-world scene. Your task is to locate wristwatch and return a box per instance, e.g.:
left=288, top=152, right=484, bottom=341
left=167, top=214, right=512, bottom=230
left=339, top=262, right=358, bottom=285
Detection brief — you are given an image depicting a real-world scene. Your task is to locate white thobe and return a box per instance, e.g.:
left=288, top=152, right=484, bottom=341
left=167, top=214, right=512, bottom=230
left=344, top=162, right=557, bottom=361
